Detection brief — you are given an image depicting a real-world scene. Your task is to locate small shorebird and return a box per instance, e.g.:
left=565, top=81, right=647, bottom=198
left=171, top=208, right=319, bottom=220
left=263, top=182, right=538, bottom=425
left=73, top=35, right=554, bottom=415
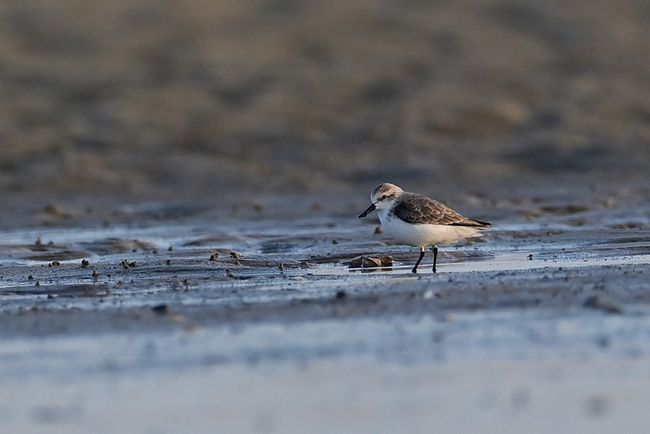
left=358, top=183, right=491, bottom=273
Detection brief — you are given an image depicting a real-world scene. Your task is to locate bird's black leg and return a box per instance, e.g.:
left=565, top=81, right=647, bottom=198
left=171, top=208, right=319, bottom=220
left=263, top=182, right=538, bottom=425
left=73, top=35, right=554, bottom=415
left=412, top=246, right=425, bottom=273
left=431, top=246, right=438, bottom=273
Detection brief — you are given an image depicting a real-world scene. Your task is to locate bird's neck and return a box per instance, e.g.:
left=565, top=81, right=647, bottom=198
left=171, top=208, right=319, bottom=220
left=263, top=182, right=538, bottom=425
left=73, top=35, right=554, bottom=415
left=376, top=201, right=395, bottom=224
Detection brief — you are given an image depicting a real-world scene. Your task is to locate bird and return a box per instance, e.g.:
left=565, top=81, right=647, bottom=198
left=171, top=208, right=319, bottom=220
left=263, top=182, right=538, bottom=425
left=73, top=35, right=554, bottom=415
left=358, top=183, right=491, bottom=273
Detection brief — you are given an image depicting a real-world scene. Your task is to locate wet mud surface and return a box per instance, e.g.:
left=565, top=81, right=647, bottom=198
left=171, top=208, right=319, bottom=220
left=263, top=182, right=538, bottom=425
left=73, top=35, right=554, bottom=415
left=1, top=191, right=650, bottom=433
left=1, top=0, right=650, bottom=432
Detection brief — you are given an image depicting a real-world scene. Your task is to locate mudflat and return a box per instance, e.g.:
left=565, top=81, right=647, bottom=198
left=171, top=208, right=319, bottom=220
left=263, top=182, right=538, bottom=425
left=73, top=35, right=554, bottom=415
left=1, top=0, right=649, bottom=433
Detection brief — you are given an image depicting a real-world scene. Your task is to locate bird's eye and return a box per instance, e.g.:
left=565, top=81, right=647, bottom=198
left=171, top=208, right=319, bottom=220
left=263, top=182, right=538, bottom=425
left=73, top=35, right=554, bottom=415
left=381, top=194, right=387, bottom=200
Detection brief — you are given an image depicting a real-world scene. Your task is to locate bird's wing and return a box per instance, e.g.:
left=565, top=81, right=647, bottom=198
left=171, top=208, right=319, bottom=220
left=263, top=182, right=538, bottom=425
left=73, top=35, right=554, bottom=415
left=393, top=193, right=490, bottom=227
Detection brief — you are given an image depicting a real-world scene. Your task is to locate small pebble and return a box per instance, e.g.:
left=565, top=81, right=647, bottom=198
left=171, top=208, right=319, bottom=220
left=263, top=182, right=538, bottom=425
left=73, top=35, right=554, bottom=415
left=151, top=304, right=169, bottom=315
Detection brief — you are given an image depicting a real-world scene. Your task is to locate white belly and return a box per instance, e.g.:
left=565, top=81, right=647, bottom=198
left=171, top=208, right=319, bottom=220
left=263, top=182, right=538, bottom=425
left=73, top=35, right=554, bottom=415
left=379, top=213, right=483, bottom=246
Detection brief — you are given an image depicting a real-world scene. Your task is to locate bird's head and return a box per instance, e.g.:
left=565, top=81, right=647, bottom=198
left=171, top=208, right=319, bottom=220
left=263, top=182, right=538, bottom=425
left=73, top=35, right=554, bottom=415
left=358, top=183, right=403, bottom=218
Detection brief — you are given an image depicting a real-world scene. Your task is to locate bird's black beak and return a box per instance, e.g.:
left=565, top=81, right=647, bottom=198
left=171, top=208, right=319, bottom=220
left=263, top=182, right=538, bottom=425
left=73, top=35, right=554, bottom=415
left=358, top=203, right=376, bottom=218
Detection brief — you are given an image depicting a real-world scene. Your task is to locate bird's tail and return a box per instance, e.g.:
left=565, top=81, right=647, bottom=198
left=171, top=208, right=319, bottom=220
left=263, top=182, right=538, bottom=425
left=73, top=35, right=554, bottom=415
left=451, top=218, right=492, bottom=228
left=471, top=219, right=492, bottom=228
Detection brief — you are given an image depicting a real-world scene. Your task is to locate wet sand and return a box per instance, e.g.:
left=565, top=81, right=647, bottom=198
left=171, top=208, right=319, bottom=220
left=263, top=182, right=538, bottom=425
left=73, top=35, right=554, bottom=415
left=1, top=0, right=650, bottom=432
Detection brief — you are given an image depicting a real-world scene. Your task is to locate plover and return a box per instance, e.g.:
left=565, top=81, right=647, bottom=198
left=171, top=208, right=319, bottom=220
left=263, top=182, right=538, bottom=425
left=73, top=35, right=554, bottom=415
left=358, top=183, right=491, bottom=273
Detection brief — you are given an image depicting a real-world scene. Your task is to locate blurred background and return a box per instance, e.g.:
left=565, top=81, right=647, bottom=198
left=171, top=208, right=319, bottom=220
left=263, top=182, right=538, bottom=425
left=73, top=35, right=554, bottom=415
left=1, top=0, right=649, bottom=208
